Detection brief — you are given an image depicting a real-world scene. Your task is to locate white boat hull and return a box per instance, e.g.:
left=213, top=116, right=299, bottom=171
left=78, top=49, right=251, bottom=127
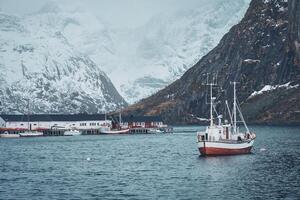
left=0, top=133, right=20, bottom=138
left=19, top=131, right=43, bottom=137
left=64, top=130, right=82, bottom=136
left=101, top=129, right=130, bottom=134
left=197, top=140, right=254, bottom=156
left=148, top=128, right=163, bottom=134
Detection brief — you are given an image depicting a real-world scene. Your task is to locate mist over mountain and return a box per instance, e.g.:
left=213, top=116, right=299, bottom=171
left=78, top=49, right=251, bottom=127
left=0, top=0, right=250, bottom=104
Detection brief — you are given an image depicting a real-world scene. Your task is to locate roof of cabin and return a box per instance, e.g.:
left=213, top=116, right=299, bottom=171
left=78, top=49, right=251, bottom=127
left=0, top=114, right=106, bottom=122
left=111, top=115, right=163, bottom=123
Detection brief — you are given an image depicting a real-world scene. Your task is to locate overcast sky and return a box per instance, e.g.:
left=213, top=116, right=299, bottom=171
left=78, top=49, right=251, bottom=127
left=0, top=0, right=214, bottom=28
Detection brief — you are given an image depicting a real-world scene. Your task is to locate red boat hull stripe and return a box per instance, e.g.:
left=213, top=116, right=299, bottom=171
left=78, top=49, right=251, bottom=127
left=199, top=146, right=252, bottom=156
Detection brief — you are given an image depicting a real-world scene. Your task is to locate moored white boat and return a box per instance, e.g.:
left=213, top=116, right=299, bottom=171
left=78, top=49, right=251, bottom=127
left=197, top=81, right=256, bottom=156
left=64, top=130, right=82, bottom=136
left=100, top=128, right=130, bottom=134
left=148, top=128, right=163, bottom=134
left=100, top=109, right=130, bottom=134
left=0, top=131, right=20, bottom=138
left=19, top=130, right=43, bottom=137
left=18, top=100, right=43, bottom=137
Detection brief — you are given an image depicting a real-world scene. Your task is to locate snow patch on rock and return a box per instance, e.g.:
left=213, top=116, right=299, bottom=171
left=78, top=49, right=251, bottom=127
left=248, top=82, right=299, bottom=99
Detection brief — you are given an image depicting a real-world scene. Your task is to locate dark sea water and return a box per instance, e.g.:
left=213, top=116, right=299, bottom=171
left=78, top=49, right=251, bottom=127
left=1, top=126, right=300, bottom=200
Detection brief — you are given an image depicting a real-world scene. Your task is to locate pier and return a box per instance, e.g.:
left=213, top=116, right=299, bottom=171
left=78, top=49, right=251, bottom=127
left=0, top=114, right=172, bottom=137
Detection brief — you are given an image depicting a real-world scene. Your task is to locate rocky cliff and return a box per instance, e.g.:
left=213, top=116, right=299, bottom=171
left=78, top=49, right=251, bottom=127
left=124, top=0, right=300, bottom=125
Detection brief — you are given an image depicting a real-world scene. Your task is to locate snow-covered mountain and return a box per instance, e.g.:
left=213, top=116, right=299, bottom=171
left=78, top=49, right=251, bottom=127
left=0, top=0, right=250, bottom=110
left=0, top=10, right=126, bottom=114
left=57, top=0, right=251, bottom=103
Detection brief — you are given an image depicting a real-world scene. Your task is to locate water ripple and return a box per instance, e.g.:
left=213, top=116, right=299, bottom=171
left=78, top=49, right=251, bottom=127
left=0, top=126, right=300, bottom=199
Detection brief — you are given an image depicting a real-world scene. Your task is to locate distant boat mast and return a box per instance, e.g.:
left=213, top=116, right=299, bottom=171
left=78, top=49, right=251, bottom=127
left=27, top=99, right=30, bottom=131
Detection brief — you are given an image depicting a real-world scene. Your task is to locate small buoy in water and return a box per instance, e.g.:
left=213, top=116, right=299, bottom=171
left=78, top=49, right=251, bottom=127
left=87, top=157, right=91, bottom=161
left=260, top=148, right=266, bottom=152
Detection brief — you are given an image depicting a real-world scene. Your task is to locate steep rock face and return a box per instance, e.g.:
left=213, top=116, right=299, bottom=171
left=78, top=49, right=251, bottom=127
left=288, top=0, right=300, bottom=64
left=0, top=12, right=126, bottom=114
left=125, top=0, right=300, bottom=125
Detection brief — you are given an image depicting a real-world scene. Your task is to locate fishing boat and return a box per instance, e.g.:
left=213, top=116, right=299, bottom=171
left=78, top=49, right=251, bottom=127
left=100, top=111, right=129, bottom=134
left=0, top=131, right=20, bottom=138
left=63, top=129, right=82, bottom=136
left=197, top=82, right=256, bottom=156
left=19, top=130, right=43, bottom=137
left=19, top=100, right=43, bottom=137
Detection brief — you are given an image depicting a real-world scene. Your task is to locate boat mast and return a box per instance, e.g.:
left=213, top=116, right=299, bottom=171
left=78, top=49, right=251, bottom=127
left=210, top=83, right=213, bottom=127
left=233, top=82, right=237, bottom=134
left=206, top=73, right=217, bottom=127
left=119, top=109, right=122, bottom=129
left=27, top=99, right=30, bottom=131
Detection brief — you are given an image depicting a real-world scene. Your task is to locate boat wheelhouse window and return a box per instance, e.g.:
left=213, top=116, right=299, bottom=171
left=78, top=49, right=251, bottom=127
left=21, top=124, right=24, bottom=126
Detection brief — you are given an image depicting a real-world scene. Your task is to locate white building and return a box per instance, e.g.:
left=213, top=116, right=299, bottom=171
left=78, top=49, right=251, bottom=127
left=0, top=114, right=111, bottom=130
